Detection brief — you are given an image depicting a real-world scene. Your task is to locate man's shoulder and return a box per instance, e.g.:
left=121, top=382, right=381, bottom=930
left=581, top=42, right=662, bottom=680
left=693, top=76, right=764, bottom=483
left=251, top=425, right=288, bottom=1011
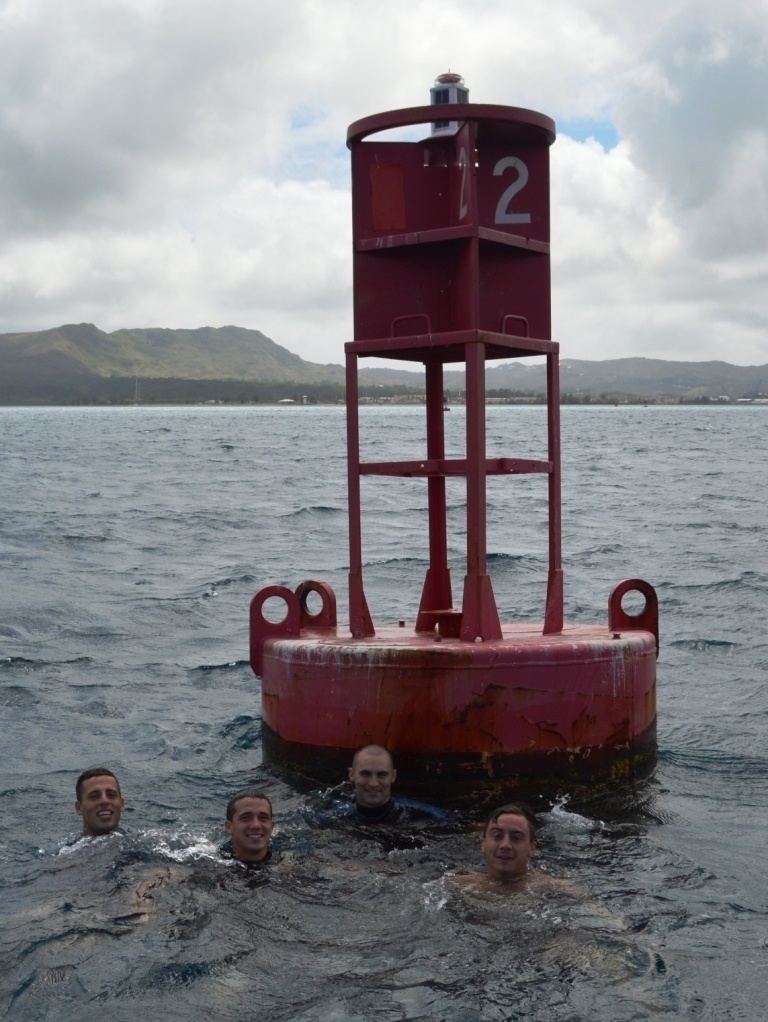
left=306, top=792, right=446, bottom=826
left=390, top=796, right=447, bottom=822
left=349, top=796, right=446, bottom=824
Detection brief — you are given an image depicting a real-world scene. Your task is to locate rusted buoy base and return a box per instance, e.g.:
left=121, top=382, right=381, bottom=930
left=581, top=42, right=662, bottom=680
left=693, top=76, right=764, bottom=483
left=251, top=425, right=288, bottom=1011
left=258, top=623, right=657, bottom=804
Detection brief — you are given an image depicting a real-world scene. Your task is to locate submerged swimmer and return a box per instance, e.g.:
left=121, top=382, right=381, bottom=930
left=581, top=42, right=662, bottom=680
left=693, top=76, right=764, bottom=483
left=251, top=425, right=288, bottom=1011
left=130, top=790, right=278, bottom=920
left=450, top=803, right=628, bottom=933
left=128, top=791, right=277, bottom=921
left=75, top=767, right=125, bottom=837
left=448, top=803, right=666, bottom=1000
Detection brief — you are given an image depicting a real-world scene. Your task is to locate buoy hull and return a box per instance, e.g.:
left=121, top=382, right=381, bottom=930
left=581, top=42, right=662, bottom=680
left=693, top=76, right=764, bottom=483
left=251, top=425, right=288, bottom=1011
left=259, top=624, right=657, bottom=801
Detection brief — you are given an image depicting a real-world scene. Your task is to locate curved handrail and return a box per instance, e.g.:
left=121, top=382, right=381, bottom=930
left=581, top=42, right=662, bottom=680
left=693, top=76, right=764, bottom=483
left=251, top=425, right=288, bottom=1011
left=348, top=103, right=556, bottom=147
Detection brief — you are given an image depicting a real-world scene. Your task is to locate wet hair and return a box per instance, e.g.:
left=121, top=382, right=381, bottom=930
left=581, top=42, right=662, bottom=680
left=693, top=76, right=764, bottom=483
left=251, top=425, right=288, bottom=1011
left=351, top=744, right=394, bottom=770
left=483, top=803, right=538, bottom=841
left=226, top=790, right=273, bottom=821
left=76, top=767, right=121, bottom=802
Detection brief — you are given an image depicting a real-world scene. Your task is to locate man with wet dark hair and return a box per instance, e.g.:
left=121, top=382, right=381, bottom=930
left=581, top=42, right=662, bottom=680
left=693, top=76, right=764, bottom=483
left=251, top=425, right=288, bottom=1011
left=75, top=767, right=125, bottom=837
left=480, top=803, right=539, bottom=884
left=223, top=789, right=275, bottom=864
left=449, top=802, right=547, bottom=891
left=452, top=802, right=589, bottom=896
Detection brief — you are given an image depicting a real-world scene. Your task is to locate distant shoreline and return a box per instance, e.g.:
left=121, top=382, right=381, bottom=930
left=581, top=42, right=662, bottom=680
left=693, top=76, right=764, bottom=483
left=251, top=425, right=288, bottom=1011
left=2, top=397, right=766, bottom=409
left=3, top=325, right=767, bottom=405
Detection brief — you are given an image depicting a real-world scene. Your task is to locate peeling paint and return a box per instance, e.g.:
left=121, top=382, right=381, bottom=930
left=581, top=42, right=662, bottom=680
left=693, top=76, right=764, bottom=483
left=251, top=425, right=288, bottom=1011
left=259, top=624, right=656, bottom=790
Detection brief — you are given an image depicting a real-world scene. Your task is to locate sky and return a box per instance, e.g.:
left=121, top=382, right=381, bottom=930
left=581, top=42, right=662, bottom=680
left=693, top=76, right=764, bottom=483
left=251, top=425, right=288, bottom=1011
left=1, top=0, right=766, bottom=367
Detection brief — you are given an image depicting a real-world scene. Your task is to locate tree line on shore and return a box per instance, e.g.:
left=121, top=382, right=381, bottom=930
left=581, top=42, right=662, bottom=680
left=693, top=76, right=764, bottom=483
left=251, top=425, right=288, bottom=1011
left=0, top=375, right=743, bottom=407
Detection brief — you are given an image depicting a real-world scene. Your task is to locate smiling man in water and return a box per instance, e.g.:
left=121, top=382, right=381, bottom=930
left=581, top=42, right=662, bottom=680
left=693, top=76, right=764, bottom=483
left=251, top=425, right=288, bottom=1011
left=480, top=803, right=539, bottom=885
left=453, top=803, right=586, bottom=896
left=75, top=767, right=125, bottom=837
left=223, top=790, right=275, bottom=864
left=306, top=745, right=446, bottom=849
left=348, top=745, right=398, bottom=818
left=451, top=803, right=548, bottom=891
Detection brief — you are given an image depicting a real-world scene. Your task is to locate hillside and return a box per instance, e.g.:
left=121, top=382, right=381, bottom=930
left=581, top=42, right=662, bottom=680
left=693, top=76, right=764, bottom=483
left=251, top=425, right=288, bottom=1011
left=0, top=323, right=343, bottom=383
left=366, top=357, right=768, bottom=401
left=1, top=323, right=766, bottom=404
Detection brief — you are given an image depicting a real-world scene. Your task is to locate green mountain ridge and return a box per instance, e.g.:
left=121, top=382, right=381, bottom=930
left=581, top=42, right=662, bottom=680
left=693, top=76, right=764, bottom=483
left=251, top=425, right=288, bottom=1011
left=0, top=323, right=344, bottom=383
left=1, top=323, right=766, bottom=404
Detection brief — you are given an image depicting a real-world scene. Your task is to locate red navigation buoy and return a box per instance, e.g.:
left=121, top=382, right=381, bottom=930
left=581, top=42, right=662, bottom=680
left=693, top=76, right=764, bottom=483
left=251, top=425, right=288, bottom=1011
left=250, top=78, right=658, bottom=802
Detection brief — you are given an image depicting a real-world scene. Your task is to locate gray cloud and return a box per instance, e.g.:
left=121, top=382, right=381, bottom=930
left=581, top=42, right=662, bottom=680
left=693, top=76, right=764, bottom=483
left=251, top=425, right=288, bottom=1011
left=0, top=0, right=765, bottom=365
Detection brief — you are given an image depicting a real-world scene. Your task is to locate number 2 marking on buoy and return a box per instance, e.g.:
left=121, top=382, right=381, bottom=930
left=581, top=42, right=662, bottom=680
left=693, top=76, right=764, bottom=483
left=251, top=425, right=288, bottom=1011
left=493, top=157, right=531, bottom=224
left=458, top=147, right=468, bottom=220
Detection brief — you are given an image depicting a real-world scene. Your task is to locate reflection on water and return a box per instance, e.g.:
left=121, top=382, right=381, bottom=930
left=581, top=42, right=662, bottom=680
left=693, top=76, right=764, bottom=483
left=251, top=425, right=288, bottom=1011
left=2, top=801, right=680, bottom=1022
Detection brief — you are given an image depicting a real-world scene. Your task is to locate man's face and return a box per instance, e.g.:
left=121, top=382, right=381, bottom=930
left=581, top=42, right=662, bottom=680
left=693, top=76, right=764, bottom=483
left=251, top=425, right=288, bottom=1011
left=348, top=751, right=397, bottom=808
left=75, top=775, right=125, bottom=836
left=225, top=797, right=274, bottom=862
left=481, top=813, right=537, bottom=881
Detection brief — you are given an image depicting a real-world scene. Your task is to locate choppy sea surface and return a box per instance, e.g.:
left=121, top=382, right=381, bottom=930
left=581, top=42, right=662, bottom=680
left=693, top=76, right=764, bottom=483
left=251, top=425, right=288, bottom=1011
left=1, top=404, right=766, bottom=1021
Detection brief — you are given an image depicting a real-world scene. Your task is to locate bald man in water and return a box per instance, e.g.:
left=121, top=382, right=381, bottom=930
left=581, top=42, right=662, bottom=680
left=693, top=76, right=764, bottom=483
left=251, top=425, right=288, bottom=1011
left=301, top=745, right=447, bottom=854
left=347, top=745, right=399, bottom=819
left=345, top=744, right=446, bottom=824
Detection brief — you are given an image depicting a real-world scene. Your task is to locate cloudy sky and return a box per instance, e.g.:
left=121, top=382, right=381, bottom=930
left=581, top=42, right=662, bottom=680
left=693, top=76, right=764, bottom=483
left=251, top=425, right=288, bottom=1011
left=1, top=0, right=766, bottom=366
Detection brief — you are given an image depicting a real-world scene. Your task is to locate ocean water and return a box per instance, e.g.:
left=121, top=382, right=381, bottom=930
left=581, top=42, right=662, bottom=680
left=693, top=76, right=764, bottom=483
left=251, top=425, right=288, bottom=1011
left=1, top=403, right=767, bottom=1021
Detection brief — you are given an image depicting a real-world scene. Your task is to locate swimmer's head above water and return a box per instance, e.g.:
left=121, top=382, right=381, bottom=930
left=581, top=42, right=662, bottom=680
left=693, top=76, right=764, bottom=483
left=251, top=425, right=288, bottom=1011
left=75, top=767, right=125, bottom=837
left=348, top=745, right=397, bottom=810
left=224, top=790, right=274, bottom=864
left=480, top=804, right=538, bottom=883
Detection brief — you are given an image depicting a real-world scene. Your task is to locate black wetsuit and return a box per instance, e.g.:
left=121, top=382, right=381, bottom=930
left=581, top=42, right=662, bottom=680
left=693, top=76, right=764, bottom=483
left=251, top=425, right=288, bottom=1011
left=219, top=841, right=277, bottom=868
left=306, top=791, right=449, bottom=850
left=342, top=797, right=446, bottom=825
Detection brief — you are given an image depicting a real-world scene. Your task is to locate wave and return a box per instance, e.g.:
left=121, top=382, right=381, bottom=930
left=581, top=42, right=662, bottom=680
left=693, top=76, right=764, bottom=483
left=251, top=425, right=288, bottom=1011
left=167, top=579, right=259, bottom=600
left=662, top=572, right=768, bottom=595
left=73, top=699, right=125, bottom=719
left=280, top=505, right=344, bottom=518
left=667, top=520, right=763, bottom=531
left=211, top=574, right=258, bottom=589
left=568, top=544, right=624, bottom=557
left=667, top=638, right=737, bottom=651
left=134, top=829, right=221, bottom=864
left=218, top=714, right=262, bottom=750
left=60, top=533, right=110, bottom=544
left=58, top=626, right=130, bottom=639
left=1, top=655, right=93, bottom=671
left=486, top=551, right=539, bottom=564
left=659, top=748, right=768, bottom=780
left=362, top=554, right=427, bottom=568
left=0, top=683, right=39, bottom=708
left=542, top=795, right=600, bottom=832
left=191, top=660, right=250, bottom=674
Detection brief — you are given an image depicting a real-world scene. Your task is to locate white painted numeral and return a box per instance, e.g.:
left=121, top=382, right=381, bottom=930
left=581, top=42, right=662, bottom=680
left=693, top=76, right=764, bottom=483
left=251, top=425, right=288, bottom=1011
left=493, top=157, right=531, bottom=224
left=458, top=147, right=468, bottom=220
